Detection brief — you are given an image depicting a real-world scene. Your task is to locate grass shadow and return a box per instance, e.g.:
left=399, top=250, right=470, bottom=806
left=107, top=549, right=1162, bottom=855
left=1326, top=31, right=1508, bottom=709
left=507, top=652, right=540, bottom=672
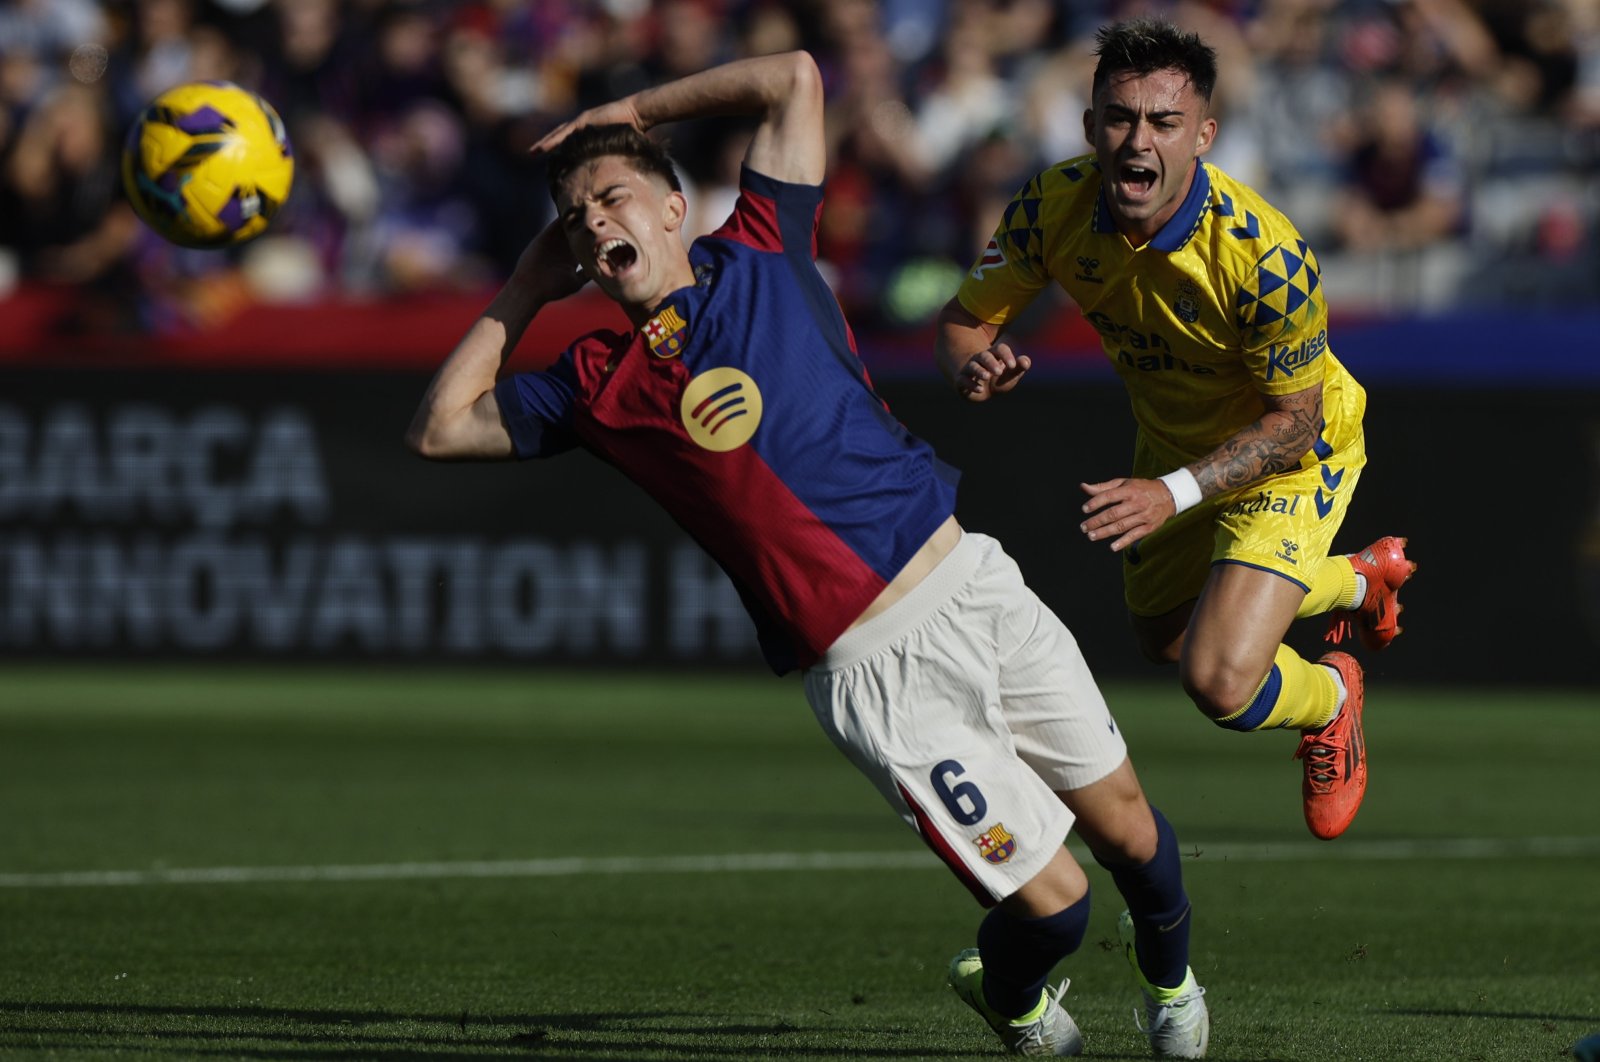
left=0, top=999, right=970, bottom=1058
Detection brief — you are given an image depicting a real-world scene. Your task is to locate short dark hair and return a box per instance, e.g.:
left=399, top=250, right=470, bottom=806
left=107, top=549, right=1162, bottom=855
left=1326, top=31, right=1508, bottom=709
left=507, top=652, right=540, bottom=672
left=544, top=124, right=683, bottom=201
left=1091, top=18, right=1218, bottom=105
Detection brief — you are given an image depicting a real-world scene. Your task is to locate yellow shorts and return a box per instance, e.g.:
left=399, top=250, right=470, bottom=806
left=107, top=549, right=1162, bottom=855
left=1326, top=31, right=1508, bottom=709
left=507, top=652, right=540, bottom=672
left=1123, top=428, right=1367, bottom=617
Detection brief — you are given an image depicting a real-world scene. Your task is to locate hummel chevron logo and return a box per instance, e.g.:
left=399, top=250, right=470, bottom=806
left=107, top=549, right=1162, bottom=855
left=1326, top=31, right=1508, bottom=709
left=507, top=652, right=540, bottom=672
left=1321, top=465, right=1344, bottom=491
left=1213, top=192, right=1264, bottom=237
left=1315, top=489, right=1335, bottom=518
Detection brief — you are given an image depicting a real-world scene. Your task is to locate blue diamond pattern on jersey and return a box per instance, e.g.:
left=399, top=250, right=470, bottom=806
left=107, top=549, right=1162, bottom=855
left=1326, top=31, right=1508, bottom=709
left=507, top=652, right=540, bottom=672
left=1000, top=191, right=1045, bottom=269
left=1235, top=241, right=1322, bottom=339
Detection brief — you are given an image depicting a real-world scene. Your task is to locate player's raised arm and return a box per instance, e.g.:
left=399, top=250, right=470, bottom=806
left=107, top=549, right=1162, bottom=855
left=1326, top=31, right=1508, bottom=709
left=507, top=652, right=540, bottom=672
left=406, top=220, right=586, bottom=460
left=531, top=51, right=825, bottom=188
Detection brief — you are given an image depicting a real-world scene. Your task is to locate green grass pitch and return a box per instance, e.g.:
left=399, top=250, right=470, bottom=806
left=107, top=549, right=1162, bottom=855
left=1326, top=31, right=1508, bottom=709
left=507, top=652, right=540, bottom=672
left=0, top=666, right=1596, bottom=1059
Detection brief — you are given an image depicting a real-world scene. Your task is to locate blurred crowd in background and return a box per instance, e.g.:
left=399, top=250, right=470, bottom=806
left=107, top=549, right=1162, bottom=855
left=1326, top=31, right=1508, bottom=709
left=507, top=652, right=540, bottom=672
left=1, top=0, right=1597, bottom=339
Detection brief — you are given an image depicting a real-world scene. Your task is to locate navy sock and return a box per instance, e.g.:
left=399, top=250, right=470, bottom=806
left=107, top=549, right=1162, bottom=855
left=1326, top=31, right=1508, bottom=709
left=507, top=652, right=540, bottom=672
left=977, top=891, right=1091, bottom=1019
left=1095, top=806, right=1191, bottom=990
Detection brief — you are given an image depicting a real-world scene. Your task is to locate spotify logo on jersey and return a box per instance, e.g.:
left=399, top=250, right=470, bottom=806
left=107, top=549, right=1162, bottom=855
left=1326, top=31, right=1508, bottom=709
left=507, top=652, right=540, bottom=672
left=679, top=367, right=763, bottom=452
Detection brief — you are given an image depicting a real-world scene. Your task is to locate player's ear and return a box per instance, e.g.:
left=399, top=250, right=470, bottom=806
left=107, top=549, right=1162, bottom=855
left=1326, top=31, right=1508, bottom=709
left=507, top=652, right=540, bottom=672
left=662, top=189, right=687, bottom=232
left=1082, top=107, right=1095, bottom=147
left=1195, top=116, right=1218, bottom=158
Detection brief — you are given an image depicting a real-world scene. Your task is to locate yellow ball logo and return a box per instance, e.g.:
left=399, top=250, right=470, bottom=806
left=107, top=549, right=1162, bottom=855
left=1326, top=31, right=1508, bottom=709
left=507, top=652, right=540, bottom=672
left=679, top=368, right=762, bottom=452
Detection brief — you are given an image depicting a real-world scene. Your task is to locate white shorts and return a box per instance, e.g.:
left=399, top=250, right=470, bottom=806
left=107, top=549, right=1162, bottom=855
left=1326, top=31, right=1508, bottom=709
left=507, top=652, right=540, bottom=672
left=802, top=532, right=1128, bottom=906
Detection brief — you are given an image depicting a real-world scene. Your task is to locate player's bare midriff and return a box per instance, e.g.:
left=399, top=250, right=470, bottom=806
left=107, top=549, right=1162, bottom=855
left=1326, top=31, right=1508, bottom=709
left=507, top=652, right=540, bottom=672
left=845, top=514, right=963, bottom=631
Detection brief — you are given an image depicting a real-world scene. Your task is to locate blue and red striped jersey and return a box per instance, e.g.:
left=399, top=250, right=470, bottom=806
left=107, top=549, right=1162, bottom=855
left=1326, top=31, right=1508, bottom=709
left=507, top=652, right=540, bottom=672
left=495, top=167, right=959, bottom=673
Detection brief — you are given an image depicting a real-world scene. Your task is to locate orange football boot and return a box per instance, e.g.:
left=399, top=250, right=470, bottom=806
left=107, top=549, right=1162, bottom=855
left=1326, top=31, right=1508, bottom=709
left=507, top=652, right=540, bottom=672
left=1295, top=651, right=1366, bottom=840
left=1326, top=536, right=1416, bottom=651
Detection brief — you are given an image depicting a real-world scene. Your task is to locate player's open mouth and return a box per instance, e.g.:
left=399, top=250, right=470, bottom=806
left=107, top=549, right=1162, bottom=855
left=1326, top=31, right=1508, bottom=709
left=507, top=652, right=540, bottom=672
left=1117, top=164, right=1158, bottom=200
left=596, top=237, right=637, bottom=278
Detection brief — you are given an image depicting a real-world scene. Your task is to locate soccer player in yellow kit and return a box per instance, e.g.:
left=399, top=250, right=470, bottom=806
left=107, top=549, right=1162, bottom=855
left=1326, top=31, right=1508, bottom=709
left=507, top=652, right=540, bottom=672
left=937, top=18, right=1416, bottom=841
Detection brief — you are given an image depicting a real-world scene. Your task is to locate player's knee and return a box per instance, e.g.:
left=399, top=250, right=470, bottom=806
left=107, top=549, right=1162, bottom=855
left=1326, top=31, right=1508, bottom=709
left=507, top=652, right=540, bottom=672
left=1084, top=804, right=1159, bottom=867
left=1004, top=851, right=1090, bottom=917
left=1180, top=659, right=1261, bottom=721
left=1069, top=778, right=1158, bottom=866
left=1130, top=607, right=1189, bottom=664
left=1136, top=638, right=1181, bottom=665
left=1134, top=626, right=1183, bottom=665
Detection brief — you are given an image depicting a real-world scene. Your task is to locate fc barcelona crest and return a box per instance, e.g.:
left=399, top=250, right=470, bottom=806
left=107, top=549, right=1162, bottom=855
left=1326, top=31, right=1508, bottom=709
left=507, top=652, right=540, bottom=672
left=976, top=823, right=1016, bottom=865
left=644, top=305, right=687, bottom=358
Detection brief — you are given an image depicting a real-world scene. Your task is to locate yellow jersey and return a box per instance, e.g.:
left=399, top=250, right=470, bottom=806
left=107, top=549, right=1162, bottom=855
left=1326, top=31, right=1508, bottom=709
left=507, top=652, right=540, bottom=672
left=957, top=156, right=1365, bottom=478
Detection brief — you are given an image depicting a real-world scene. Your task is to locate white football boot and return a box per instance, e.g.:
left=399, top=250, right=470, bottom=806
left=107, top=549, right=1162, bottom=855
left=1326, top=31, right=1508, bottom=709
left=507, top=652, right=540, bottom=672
left=948, top=947, right=1084, bottom=1056
left=1117, top=910, right=1209, bottom=1059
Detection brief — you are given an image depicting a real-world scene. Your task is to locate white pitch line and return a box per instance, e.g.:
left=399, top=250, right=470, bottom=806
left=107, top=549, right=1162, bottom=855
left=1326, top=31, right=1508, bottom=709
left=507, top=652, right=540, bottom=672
left=1184, top=835, right=1600, bottom=862
left=1, top=836, right=1597, bottom=890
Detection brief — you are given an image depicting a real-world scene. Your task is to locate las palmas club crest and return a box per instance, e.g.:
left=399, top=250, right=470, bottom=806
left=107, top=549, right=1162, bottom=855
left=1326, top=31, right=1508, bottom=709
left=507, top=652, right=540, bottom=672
left=976, top=823, right=1016, bottom=865
left=972, top=238, right=1005, bottom=279
left=644, top=305, right=687, bottom=358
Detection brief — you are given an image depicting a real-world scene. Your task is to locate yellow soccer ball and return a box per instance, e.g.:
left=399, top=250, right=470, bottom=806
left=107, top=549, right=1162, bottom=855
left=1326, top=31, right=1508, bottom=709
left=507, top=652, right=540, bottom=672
left=122, top=81, right=294, bottom=249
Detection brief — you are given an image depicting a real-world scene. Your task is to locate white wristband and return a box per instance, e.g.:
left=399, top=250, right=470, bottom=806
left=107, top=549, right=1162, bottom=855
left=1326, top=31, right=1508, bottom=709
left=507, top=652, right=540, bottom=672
left=1158, top=467, right=1202, bottom=514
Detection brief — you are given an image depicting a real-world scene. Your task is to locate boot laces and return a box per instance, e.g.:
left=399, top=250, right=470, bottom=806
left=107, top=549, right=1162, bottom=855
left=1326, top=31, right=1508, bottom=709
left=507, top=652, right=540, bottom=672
left=1012, top=978, right=1072, bottom=1053
left=1133, top=983, right=1206, bottom=1037
left=1294, top=734, right=1341, bottom=792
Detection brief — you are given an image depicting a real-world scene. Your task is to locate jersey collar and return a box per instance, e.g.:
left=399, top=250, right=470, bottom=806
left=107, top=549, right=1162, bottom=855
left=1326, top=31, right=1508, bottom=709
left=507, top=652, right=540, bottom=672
left=1093, top=161, right=1212, bottom=253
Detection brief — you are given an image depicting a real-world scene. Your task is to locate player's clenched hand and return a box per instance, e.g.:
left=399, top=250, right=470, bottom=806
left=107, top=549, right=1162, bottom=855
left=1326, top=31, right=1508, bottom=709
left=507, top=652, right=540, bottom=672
left=511, top=218, right=589, bottom=302
left=529, top=100, right=646, bottom=156
left=956, top=342, right=1031, bottom=402
left=1079, top=477, right=1175, bottom=552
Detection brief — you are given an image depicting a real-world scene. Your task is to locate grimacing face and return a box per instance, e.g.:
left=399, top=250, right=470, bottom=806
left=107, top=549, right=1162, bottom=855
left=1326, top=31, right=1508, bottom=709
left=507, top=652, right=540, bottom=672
left=556, top=154, right=691, bottom=313
left=1084, top=67, right=1217, bottom=244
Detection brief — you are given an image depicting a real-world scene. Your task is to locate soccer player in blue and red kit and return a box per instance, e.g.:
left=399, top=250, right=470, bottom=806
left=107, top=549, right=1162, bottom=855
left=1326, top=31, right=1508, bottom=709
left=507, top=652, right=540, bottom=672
left=408, top=52, right=1208, bottom=1058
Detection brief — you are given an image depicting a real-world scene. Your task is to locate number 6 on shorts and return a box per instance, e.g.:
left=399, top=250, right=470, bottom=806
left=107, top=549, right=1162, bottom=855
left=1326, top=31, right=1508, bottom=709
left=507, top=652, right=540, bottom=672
left=931, top=759, right=988, bottom=826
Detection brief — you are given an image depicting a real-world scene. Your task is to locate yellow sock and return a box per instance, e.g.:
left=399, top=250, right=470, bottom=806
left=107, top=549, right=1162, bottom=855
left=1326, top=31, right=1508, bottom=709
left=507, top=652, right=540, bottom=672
left=1295, top=555, right=1359, bottom=618
left=1215, top=644, right=1340, bottom=732
left=1009, top=991, right=1049, bottom=1025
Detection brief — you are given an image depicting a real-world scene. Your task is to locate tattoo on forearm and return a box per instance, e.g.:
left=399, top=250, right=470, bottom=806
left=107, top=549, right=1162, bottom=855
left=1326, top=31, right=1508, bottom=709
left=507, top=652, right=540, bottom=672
left=1194, top=390, right=1321, bottom=496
